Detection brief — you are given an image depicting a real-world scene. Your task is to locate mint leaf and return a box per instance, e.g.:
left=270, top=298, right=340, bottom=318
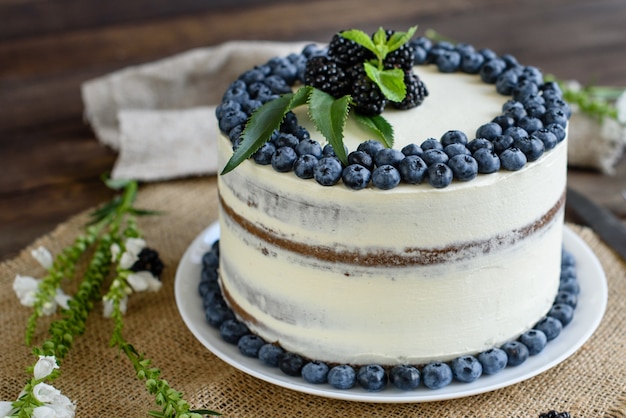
left=221, top=87, right=312, bottom=175
left=353, top=113, right=394, bottom=148
left=386, top=26, right=417, bottom=53
left=340, top=29, right=377, bottom=56
left=308, top=89, right=351, bottom=165
left=363, top=63, right=406, bottom=102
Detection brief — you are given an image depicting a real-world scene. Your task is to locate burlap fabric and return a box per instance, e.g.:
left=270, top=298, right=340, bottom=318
left=1, top=177, right=625, bottom=417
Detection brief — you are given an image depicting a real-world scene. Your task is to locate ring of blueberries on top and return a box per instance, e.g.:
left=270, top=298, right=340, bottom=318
left=216, top=32, right=571, bottom=190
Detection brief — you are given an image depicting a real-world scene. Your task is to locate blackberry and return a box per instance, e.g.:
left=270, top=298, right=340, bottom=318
left=347, top=64, right=386, bottom=116
left=304, top=55, right=349, bottom=98
left=538, top=411, right=571, bottom=418
left=328, top=32, right=372, bottom=66
left=130, top=248, right=164, bottom=278
left=392, top=71, right=428, bottom=110
left=381, top=30, right=415, bottom=72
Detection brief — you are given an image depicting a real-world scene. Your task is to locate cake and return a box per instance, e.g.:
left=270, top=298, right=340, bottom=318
left=209, top=28, right=573, bottom=388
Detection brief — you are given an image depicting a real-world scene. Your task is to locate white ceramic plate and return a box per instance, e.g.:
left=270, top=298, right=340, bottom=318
left=174, top=224, right=607, bottom=403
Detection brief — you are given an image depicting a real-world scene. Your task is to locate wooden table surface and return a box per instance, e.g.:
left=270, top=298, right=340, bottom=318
left=2, top=0, right=626, bottom=261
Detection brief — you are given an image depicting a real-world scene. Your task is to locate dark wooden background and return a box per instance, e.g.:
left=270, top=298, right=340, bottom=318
left=2, top=0, right=626, bottom=261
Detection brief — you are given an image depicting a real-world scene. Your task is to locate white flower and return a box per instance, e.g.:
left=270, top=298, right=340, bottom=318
left=125, top=238, right=146, bottom=255
left=119, top=252, right=137, bottom=269
left=110, top=243, right=121, bottom=262
left=102, top=295, right=127, bottom=318
left=33, top=383, right=61, bottom=404
left=615, top=90, right=626, bottom=125
left=0, top=401, right=15, bottom=417
left=54, top=289, right=71, bottom=310
left=34, top=356, right=59, bottom=380
left=127, top=271, right=162, bottom=293
left=33, top=405, right=57, bottom=418
left=31, top=246, right=53, bottom=270
left=13, top=275, right=40, bottom=307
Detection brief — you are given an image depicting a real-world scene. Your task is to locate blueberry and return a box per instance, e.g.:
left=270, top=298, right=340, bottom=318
left=421, top=138, right=444, bottom=151
left=496, top=70, right=519, bottom=95
left=501, top=341, right=529, bottom=366
left=499, top=148, right=527, bottom=171
left=412, top=45, right=428, bottom=65
left=503, top=126, right=529, bottom=141
left=268, top=56, right=298, bottom=85
left=372, top=165, right=401, bottom=190
left=294, top=154, right=319, bottom=179
left=480, top=58, right=507, bottom=83
left=273, top=132, right=299, bottom=148
left=444, top=143, right=471, bottom=158
left=514, top=136, right=545, bottom=162
left=292, top=125, right=311, bottom=141
left=513, top=79, right=540, bottom=102
left=357, top=139, right=385, bottom=157
left=253, top=142, right=277, bottom=165
left=503, top=105, right=527, bottom=122
left=448, top=154, right=478, bottom=181
left=436, top=50, right=461, bottom=73
left=327, top=365, right=357, bottom=389
left=519, top=329, right=548, bottom=355
left=559, top=277, right=580, bottom=295
left=460, top=50, right=485, bottom=74
left=295, top=139, right=323, bottom=158
left=440, top=130, right=469, bottom=147
left=219, top=319, right=249, bottom=344
left=241, top=98, right=263, bottom=116
left=357, top=364, right=388, bottom=391
left=201, top=251, right=219, bottom=270
left=427, top=163, right=453, bottom=189
left=374, top=148, right=405, bottom=167
left=280, top=111, right=299, bottom=133
left=522, top=66, right=544, bottom=85
left=478, top=348, right=508, bottom=375
left=542, top=108, right=568, bottom=128
left=401, top=143, right=424, bottom=157
left=258, top=344, right=284, bottom=367
left=546, top=123, right=567, bottom=143
left=271, top=146, right=297, bottom=172
left=301, top=361, right=330, bottom=384
left=560, top=264, right=577, bottom=281
left=248, top=82, right=275, bottom=102
left=534, top=316, right=562, bottom=341
left=228, top=124, right=244, bottom=143
left=473, top=148, right=501, bottom=174
left=517, top=116, right=544, bottom=134
left=219, top=109, right=248, bottom=134
left=548, top=303, right=575, bottom=327
left=422, top=148, right=449, bottom=166
left=467, top=137, right=493, bottom=154
left=502, top=99, right=524, bottom=112
left=239, top=68, right=266, bottom=85
left=491, top=134, right=514, bottom=155
left=532, top=129, right=558, bottom=150
left=342, top=164, right=371, bottom=190
left=278, top=352, right=305, bottom=376
left=561, top=249, right=576, bottom=268
left=223, top=80, right=250, bottom=103
left=422, top=362, right=453, bottom=390
left=238, top=334, right=266, bottom=357
left=200, top=267, right=218, bottom=283
left=204, top=302, right=235, bottom=328
left=554, top=291, right=578, bottom=309
left=451, top=355, right=482, bottom=383
left=479, top=48, right=498, bottom=61
left=314, top=157, right=343, bottom=186
left=348, top=150, right=375, bottom=171
left=546, top=98, right=572, bottom=118
left=389, top=365, right=421, bottom=390
left=476, top=122, right=503, bottom=140
left=398, top=155, right=428, bottom=184
left=263, top=74, right=292, bottom=95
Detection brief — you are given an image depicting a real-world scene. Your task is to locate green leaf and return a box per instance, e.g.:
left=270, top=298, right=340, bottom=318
left=363, top=63, right=406, bottom=102
left=220, top=87, right=312, bottom=175
left=340, top=29, right=377, bottom=56
left=308, top=89, right=351, bottom=165
left=372, top=27, right=388, bottom=47
left=386, top=26, right=417, bottom=53
left=104, top=177, right=133, bottom=190
left=353, top=113, right=395, bottom=148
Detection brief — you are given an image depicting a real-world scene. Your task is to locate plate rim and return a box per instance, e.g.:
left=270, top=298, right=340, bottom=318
left=174, top=223, right=608, bottom=403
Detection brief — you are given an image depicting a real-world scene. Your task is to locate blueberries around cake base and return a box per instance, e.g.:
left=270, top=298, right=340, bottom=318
left=197, top=239, right=579, bottom=392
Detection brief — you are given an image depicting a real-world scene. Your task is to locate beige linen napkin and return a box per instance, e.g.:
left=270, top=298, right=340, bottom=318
left=81, top=40, right=625, bottom=180
left=81, top=41, right=308, bottom=180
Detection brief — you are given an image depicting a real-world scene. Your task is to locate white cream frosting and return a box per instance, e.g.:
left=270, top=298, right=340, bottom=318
left=216, top=64, right=568, bottom=365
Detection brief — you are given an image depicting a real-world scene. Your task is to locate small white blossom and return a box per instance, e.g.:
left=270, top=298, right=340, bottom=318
left=13, top=275, right=40, bottom=307
left=125, top=238, right=146, bottom=255
left=102, top=295, right=128, bottom=318
left=32, top=383, right=61, bottom=404
left=34, top=356, right=59, bottom=380
left=33, top=405, right=57, bottom=418
left=119, top=252, right=137, bottom=269
left=54, top=289, right=71, bottom=310
left=31, top=246, right=53, bottom=270
left=0, top=401, right=15, bottom=417
left=110, top=243, right=121, bottom=262
left=127, top=271, right=162, bottom=293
